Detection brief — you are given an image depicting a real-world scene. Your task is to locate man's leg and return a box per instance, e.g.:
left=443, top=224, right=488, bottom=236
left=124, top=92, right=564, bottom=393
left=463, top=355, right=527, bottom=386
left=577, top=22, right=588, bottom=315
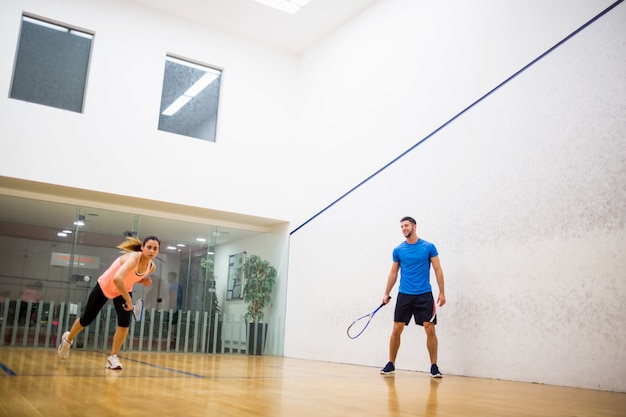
left=389, top=321, right=405, bottom=363
left=424, top=322, right=442, bottom=377
left=381, top=321, right=405, bottom=374
left=423, top=322, right=438, bottom=364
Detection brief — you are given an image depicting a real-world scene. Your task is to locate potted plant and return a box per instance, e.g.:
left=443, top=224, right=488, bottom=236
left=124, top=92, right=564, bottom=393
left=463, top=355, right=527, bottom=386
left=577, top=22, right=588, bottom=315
left=201, top=257, right=221, bottom=353
left=237, top=255, right=277, bottom=355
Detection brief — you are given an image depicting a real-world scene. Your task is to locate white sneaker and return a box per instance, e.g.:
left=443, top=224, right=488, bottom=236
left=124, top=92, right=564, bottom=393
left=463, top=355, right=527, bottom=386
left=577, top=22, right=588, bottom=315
left=106, top=354, right=123, bottom=370
left=57, top=331, right=72, bottom=359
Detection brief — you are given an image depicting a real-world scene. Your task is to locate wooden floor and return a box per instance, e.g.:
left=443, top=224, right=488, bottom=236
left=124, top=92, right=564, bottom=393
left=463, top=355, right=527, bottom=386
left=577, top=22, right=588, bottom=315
left=0, top=348, right=624, bottom=417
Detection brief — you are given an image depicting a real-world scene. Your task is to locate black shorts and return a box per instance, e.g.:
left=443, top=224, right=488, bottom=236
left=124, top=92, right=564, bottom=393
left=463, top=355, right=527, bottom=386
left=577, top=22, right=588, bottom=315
left=394, top=292, right=437, bottom=326
left=79, top=283, right=132, bottom=328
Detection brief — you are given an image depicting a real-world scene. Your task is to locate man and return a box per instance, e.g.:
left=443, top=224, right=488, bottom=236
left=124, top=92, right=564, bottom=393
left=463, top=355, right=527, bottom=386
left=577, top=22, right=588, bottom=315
left=168, top=272, right=183, bottom=324
left=380, top=216, right=446, bottom=378
left=168, top=272, right=182, bottom=310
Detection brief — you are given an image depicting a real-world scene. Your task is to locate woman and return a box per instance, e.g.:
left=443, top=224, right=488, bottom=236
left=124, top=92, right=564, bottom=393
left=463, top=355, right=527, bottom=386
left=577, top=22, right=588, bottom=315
left=57, top=235, right=160, bottom=370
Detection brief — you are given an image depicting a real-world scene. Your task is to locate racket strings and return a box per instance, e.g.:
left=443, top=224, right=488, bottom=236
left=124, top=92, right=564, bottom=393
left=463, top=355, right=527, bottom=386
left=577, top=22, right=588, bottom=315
left=132, top=299, right=144, bottom=322
left=347, top=299, right=390, bottom=339
left=347, top=315, right=373, bottom=339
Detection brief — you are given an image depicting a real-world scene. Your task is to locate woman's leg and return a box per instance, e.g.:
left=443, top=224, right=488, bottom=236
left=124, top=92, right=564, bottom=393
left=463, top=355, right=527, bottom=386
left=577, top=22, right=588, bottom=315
left=66, top=318, right=85, bottom=342
left=67, top=283, right=108, bottom=342
left=59, top=284, right=108, bottom=359
left=110, top=294, right=132, bottom=356
left=110, top=326, right=129, bottom=355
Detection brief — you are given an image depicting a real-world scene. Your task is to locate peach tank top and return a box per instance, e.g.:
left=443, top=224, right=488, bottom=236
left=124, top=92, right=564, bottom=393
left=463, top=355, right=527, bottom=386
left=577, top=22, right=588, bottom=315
left=97, top=252, right=153, bottom=299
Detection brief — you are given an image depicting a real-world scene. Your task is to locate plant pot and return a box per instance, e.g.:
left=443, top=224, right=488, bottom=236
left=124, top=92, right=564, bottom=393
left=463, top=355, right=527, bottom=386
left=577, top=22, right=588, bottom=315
left=247, top=322, right=268, bottom=355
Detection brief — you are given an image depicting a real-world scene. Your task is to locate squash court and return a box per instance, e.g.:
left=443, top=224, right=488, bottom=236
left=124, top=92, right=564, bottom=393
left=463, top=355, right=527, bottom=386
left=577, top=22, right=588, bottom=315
left=1, top=348, right=624, bottom=417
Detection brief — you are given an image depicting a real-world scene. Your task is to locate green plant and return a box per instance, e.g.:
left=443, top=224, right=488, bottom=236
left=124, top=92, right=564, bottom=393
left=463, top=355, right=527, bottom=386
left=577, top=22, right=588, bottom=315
left=238, top=255, right=276, bottom=322
left=200, top=257, right=220, bottom=315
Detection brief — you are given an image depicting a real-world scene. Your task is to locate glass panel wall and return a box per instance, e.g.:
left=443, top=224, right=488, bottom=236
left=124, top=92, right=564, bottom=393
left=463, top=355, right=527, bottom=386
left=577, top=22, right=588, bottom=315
left=0, top=194, right=284, bottom=355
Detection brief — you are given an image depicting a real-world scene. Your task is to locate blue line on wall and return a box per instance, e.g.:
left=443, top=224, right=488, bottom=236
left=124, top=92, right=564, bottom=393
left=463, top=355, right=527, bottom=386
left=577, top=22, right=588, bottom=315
left=290, top=0, right=623, bottom=236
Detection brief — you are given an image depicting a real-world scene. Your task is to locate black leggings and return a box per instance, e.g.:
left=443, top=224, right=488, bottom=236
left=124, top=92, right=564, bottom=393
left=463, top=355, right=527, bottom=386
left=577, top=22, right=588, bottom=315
left=79, top=283, right=131, bottom=328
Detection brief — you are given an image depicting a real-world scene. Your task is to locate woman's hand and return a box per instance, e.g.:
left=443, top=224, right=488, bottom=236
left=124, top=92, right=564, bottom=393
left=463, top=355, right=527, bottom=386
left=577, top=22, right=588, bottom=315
left=140, top=277, right=152, bottom=287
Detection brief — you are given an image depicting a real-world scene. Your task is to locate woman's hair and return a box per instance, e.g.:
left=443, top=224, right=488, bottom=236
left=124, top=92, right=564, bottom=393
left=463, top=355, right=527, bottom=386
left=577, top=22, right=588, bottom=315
left=117, top=235, right=161, bottom=252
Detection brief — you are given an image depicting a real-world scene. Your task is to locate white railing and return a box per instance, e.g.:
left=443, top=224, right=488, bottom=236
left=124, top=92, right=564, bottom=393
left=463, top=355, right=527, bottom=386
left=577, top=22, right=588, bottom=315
left=0, top=300, right=281, bottom=355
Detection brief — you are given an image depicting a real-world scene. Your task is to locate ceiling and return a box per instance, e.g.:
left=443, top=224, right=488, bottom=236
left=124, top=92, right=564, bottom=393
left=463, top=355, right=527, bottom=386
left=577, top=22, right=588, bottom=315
left=126, top=0, right=379, bottom=53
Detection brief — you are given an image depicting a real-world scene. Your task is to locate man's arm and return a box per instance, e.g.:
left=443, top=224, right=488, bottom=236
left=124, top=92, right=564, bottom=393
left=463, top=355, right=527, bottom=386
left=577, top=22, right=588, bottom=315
left=431, top=256, right=445, bottom=306
left=383, top=262, right=400, bottom=304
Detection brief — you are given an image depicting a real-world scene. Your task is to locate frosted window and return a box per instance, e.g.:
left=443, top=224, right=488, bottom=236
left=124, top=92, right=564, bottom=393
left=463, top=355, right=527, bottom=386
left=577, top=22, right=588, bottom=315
left=10, top=15, right=93, bottom=113
left=158, top=56, right=222, bottom=142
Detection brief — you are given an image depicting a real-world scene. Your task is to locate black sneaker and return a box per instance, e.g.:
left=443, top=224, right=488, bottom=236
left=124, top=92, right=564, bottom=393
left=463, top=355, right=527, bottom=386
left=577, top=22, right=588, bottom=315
left=380, top=361, right=395, bottom=375
left=430, top=364, right=442, bottom=378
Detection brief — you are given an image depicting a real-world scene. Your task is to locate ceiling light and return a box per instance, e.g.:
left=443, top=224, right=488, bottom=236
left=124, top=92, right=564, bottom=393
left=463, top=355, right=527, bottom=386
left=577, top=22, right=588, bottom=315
left=252, top=0, right=311, bottom=14
left=23, top=16, right=94, bottom=39
left=57, top=232, right=68, bottom=237
left=162, top=96, right=191, bottom=116
left=186, top=73, right=218, bottom=97
left=162, top=70, right=220, bottom=116
left=196, top=238, right=206, bottom=242
left=24, top=16, right=68, bottom=32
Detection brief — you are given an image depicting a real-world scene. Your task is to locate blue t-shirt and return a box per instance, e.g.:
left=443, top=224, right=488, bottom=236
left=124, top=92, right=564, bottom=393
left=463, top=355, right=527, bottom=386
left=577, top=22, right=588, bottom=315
left=169, top=282, right=183, bottom=310
left=393, top=238, right=438, bottom=295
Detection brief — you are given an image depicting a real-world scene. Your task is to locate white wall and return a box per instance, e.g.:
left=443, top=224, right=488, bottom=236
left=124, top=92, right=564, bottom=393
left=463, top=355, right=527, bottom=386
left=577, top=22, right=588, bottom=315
left=286, top=0, right=626, bottom=392
left=290, top=0, right=622, bottom=227
left=0, top=0, right=296, bottom=222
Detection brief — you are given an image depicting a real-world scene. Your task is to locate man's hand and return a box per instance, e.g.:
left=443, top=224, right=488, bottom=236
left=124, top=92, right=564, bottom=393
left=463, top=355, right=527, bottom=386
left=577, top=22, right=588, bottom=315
left=437, top=293, right=446, bottom=307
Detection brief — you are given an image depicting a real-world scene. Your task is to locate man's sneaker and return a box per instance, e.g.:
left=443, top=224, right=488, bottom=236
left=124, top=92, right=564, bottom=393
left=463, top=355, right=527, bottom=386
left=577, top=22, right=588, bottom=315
left=380, top=361, right=395, bottom=375
left=106, top=355, right=123, bottom=370
left=430, top=364, right=442, bottom=378
left=57, top=331, right=72, bottom=359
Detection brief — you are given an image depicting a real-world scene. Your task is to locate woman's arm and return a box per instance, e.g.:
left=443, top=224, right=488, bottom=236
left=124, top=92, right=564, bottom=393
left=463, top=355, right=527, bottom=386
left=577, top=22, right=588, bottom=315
left=114, top=253, right=139, bottom=309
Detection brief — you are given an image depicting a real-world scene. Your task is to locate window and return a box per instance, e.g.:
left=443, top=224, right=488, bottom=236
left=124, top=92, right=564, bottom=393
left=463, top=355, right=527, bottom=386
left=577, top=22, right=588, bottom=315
left=158, top=55, right=222, bottom=142
left=10, top=15, right=93, bottom=113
